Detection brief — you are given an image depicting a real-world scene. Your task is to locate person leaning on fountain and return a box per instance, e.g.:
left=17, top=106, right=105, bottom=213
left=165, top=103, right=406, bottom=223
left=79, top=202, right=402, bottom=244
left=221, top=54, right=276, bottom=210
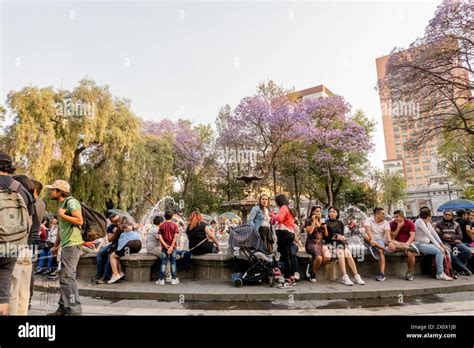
left=186, top=211, right=220, bottom=255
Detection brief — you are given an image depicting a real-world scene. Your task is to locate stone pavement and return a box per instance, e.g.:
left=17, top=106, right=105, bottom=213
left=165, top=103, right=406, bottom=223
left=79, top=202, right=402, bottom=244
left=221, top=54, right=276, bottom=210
left=29, top=290, right=474, bottom=316
left=33, top=273, right=474, bottom=303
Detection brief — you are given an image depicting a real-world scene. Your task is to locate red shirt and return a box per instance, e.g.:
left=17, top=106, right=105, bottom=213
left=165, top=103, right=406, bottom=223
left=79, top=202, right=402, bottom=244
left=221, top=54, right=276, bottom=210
left=389, top=218, right=415, bottom=243
left=271, top=205, right=295, bottom=230
left=158, top=221, right=179, bottom=246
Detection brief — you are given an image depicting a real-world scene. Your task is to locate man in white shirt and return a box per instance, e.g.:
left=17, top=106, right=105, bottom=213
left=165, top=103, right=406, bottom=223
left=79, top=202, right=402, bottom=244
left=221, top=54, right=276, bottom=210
left=364, top=207, right=393, bottom=281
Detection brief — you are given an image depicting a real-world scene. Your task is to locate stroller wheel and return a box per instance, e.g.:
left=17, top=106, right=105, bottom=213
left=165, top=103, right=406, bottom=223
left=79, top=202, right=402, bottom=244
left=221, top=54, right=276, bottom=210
left=233, top=278, right=243, bottom=287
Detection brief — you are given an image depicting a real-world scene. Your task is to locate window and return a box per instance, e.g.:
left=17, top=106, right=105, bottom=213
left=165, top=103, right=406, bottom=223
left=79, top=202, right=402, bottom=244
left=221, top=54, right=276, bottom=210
left=415, top=166, right=421, bottom=172
left=406, top=167, right=413, bottom=173
left=423, top=165, right=430, bottom=171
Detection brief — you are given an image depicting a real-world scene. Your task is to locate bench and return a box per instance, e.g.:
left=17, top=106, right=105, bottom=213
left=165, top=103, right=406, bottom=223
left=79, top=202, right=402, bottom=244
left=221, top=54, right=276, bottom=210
left=77, top=245, right=469, bottom=283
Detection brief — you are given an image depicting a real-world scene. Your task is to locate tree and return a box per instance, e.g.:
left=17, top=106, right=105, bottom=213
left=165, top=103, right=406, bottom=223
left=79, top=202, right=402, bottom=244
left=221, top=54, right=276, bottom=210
left=216, top=80, right=307, bottom=195
left=381, top=172, right=407, bottom=214
left=4, top=79, right=174, bottom=216
left=303, top=97, right=374, bottom=206
left=382, top=0, right=473, bottom=152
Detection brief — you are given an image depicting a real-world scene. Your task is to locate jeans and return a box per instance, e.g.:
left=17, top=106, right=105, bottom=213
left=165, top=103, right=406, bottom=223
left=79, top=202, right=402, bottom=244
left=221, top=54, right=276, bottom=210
left=95, top=244, right=113, bottom=280
left=415, top=242, right=444, bottom=276
left=0, top=257, right=16, bottom=304
left=37, top=249, right=58, bottom=270
left=58, top=246, right=82, bottom=315
left=448, top=243, right=472, bottom=271
left=176, top=250, right=191, bottom=271
left=290, top=244, right=299, bottom=274
left=276, top=230, right=296, bottom=278
left=160, top=249, right=177, bottom=280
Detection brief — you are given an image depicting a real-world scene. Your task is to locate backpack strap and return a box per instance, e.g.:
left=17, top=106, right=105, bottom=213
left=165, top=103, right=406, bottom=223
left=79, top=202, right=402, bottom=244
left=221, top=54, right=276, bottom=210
left=9, top=180, right=21, bottom=192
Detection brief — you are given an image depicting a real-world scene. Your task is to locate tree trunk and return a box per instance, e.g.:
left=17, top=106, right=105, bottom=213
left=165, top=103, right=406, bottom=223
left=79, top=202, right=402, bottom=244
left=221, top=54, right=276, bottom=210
left=294, top=173, right=300, bottom=218
left=326, top=168, right=334, bottom=207
left=272, top=164, right=277, bottom=196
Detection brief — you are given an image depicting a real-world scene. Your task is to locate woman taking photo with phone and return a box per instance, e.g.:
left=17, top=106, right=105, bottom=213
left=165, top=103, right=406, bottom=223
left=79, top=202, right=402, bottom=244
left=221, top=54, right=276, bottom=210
left=304, top=206, right=331, bottom=282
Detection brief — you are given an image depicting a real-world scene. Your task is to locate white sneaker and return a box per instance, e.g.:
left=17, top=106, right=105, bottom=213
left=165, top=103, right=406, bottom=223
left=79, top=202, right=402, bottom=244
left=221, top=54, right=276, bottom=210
left=171, top=278, right=180, bottom=285
left=107, top=274, right=123, bottom=284
left=155, top=279, right=165, bottom=285
left=341, top=274, right=354, bottom=286
left=294, top=272, right=300, bottom=281
left=353, top=274, right=365, bottom=285
left=120, top=272, right=124, bottom=277
left=436, top=273, right=453, bottom=281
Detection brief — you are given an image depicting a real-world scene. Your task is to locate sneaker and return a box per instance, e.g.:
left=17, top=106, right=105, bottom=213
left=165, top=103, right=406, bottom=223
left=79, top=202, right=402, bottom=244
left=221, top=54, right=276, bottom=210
left=407, top=244, right=420, bottom=256
left=171, top=278, right=180, bottom=285
left=353, top=274, right=365, bottom=285
left=47, top=307, right=66, bottom=316
left=155, top=279, right=165, bottom=285
left=436, top=272, right=453, bottom=281
left=341, top=274, right=354, bottom=286
left=107, top=273, right=124, bottom=284
left=368, top=245, right=380, bottom=261
left=305, top=264, right=311, bottom=279
left=462, top=268, right=472, bottom=276
left=294, top=272, right=300, bottom=281
left=34, top=268, right=45, bottom=275
left=120, top=272, right=125, bottom=278
left=376, top=273, right=386, bottom=281
left=309, top=273, right=317, bottom=283
left=96, top=278, right=107, bottom=284
left=405, top=272, right=414, bottom=281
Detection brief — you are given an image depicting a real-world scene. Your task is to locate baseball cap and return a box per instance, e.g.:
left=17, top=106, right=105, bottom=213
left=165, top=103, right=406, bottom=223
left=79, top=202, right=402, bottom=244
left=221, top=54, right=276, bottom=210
left=45, top=179, right=70, bottom=193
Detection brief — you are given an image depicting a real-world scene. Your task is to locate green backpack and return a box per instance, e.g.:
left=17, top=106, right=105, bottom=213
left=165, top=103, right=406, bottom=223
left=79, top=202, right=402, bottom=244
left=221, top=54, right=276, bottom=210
left=0, top=180, right=29, bottom=252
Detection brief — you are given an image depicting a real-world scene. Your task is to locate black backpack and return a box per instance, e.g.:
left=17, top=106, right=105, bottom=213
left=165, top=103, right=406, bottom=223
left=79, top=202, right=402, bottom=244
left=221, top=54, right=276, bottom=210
left=64, top=197, right=107, bottom=242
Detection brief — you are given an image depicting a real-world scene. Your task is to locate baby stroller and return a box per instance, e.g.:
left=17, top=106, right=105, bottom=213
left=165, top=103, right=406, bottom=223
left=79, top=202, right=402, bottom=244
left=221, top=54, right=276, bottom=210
left=228, top=224, right=286, bottom=288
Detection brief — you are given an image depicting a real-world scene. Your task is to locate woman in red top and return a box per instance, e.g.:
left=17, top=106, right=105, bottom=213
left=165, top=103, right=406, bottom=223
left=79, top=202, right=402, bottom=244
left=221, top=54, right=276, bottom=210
left=270, top=194, right=296, bottom=283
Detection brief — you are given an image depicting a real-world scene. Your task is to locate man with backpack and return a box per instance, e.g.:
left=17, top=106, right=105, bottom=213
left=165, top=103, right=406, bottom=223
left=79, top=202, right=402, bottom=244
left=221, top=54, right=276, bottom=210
left=0, top=152, right=34, bottom=316
left=46, top=179, right=84, bottom=316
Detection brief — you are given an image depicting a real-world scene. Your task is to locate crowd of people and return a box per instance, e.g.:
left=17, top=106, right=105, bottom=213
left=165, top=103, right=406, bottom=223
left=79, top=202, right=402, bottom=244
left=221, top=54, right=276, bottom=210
left=246, top=193, right=473, bottom=286
left=1, top=148, right=474, bottom=316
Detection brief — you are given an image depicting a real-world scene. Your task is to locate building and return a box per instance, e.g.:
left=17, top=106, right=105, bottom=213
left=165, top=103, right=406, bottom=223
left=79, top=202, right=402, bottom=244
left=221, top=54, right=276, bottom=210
left=376, top=54, right=460, bottom=215
left=295, top=84, right=335, bottom=100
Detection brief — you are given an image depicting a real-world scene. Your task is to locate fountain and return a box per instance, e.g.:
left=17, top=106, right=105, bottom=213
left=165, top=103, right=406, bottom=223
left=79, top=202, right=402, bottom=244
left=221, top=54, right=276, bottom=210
left=220, top=173, right=262, bottom=224
left=339, top=205, right=369, bottom=254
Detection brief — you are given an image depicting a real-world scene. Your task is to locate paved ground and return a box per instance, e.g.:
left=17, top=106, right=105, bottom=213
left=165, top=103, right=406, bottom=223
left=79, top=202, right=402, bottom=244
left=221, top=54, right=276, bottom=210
left=30, top=274, right=474, bottom=315
left=29, top=290, right=474, bottom=315
left=34, top=273, right=474, bottom=302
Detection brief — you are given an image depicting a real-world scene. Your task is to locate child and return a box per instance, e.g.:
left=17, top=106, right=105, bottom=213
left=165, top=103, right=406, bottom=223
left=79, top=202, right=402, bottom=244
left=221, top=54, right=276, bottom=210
left=155, top=211, right=179, bottom=285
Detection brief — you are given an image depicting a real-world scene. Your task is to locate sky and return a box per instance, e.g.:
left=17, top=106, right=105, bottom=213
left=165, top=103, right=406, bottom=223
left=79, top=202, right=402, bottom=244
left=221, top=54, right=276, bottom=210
left=0, top=0, right=441, bottom=169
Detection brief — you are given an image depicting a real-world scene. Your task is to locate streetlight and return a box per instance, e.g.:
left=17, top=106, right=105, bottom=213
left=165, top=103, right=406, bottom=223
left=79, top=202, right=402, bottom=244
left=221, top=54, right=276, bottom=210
left=439, top=181, right=452, bottom=201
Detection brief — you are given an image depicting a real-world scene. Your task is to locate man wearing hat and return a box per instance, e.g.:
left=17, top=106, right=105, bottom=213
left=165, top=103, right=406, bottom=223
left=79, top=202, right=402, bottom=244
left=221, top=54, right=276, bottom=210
left=0, top=152, right=35, bottom=315
left=46, top=179, right=83, bottom=316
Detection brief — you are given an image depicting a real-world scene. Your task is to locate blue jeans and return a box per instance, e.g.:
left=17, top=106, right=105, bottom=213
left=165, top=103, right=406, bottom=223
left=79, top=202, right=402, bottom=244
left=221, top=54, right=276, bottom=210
left=176, top=250, right=191, bottom=271
left=37, top=249, right=57, bottom=270
left=415, top=242, right=444, bottom=275
left=96, top=244, right=113, bottom=280
left=448, top=243, right=472, bottom=271
left=160, top=249, right=177, bottom=280
left=290, top=244, right=299, bottom=274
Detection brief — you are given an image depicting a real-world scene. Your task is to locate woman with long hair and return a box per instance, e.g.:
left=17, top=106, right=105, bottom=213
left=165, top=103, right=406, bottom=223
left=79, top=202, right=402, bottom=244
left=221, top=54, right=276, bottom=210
left=248, top=193, right=274, bottom=253
left=326, top=207, right=365, bottom=286
left=415, top=207, right=452, bottom=281
left=270, top=194, right=297, bottom=283
left=304, top=206, right=331, bottom=282
left=186, top=211, right=220, bottom=255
